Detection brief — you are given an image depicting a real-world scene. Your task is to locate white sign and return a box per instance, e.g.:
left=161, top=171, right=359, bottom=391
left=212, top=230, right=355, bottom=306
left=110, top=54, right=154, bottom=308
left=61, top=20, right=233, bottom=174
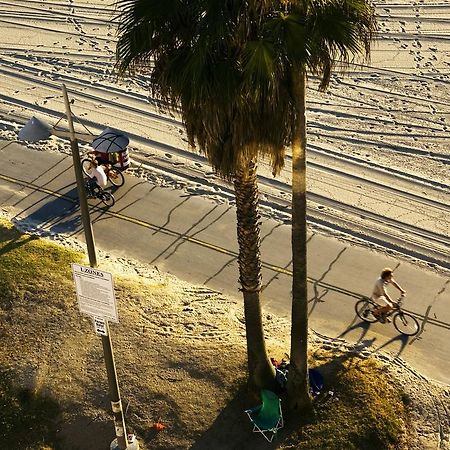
left=93, top=317, right=108, bottom=336
left=72, top=264, right=118, bottom=322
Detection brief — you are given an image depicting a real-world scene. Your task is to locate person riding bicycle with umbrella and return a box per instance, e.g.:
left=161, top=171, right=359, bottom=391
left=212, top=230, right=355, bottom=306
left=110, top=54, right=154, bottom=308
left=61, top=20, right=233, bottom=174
left=372, top=268, right=406, bottom=323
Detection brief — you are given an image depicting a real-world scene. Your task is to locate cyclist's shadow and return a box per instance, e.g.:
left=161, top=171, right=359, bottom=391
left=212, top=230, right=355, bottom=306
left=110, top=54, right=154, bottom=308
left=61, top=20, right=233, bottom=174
left=337, top=316, right=374, bottom=347
left=339, top=315, right=410, bottom=359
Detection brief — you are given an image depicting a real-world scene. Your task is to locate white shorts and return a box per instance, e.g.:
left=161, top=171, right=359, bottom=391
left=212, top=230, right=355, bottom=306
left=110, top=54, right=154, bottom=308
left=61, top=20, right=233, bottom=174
left=372, top=295, right=393, bottom=308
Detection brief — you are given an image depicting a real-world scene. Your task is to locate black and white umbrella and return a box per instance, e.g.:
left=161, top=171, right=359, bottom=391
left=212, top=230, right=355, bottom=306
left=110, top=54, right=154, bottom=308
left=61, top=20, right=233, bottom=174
left=92, top=127, right=129, bottom=153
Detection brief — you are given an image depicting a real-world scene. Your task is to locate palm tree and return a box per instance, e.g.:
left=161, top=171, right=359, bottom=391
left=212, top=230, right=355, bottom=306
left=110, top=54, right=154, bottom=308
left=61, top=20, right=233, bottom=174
left=276, top=0, right=377, bottom=411
left=114, top=0, right=286, bottom=393
left=114, top=0, right=376, bottom=407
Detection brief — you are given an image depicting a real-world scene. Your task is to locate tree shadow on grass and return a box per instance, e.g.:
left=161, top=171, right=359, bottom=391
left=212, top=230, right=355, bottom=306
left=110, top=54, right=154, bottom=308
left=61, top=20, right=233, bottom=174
left=0, top=228, right=38, bottom=257
left=190, top=383, right=281, bottom=450
left=189, top=383, right=318, bottom=450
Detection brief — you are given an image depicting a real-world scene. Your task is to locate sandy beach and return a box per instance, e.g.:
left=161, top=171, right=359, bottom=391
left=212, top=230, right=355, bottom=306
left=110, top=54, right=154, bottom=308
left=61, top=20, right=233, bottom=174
left=0, top=0, right=449, bottom=272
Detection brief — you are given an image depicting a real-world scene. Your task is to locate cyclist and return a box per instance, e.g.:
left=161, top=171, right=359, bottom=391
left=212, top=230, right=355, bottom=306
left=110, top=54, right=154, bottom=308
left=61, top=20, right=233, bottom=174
left=86, top=158, right=107, bottom=197
left=371, top=267, right=406, bottom=323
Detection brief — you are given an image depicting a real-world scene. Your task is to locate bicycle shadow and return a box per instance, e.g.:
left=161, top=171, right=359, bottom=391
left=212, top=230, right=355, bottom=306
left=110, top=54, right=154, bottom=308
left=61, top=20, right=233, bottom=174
left=370, top=335, right=409, bottom=359
left=12, top=186, right=82, bottom=235
left=338, top=311, right=411, bottom=359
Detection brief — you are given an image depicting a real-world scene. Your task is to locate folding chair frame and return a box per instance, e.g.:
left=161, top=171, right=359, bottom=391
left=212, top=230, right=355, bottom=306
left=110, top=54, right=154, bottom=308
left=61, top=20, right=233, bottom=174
left=245, top=393, right=284, bottom=442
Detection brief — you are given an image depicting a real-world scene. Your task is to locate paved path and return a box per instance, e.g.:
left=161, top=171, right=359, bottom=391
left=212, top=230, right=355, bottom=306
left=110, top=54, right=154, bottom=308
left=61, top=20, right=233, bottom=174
left=0, top=140, right=448, bottom=384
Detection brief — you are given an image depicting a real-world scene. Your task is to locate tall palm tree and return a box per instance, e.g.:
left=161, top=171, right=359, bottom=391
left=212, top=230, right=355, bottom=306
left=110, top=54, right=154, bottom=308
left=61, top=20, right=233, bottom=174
left=114, top=0, right=376, bottom=407
left=276, top=0, right=377, bottom=411
left=232, top=0, right=376, bottom=410
left=114, top=0, right=287, bottom=392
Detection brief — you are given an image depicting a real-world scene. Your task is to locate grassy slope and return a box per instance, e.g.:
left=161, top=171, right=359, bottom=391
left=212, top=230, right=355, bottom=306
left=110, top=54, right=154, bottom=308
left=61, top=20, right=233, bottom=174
left=0, top=218, right=412, bottom=449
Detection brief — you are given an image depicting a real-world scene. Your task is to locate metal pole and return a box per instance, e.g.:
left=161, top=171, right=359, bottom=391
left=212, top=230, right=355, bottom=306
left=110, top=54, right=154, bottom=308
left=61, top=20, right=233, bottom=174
left=61, top=84, right=97, bottom=268
left=61, top=84, right=129, bottom=450
left=102, top=322, right=128, bottom=450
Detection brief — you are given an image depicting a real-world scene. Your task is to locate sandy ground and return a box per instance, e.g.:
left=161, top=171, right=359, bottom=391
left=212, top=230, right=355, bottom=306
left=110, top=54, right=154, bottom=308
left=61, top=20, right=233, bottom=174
left=0, top=0, right=449, bottom=271
left=0, top=207, right=448, bottom=449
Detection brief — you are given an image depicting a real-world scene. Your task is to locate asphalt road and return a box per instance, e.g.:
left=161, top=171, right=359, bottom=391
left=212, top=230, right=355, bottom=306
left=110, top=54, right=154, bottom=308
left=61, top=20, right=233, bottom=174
left=0, top=141, right=449, bottom=385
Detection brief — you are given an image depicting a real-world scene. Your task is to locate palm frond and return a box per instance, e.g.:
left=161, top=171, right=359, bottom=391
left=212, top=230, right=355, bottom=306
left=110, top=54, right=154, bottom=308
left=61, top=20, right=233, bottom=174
left=114, top=0, right=376, bottom=175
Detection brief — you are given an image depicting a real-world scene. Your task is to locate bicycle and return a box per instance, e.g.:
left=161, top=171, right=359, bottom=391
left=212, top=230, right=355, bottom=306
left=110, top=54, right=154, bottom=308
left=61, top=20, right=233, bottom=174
left=355, top=294, right=420, bottom=336
left=81, top=155, right=125, bottom=187
left=84, top=179, right=115, bottom=207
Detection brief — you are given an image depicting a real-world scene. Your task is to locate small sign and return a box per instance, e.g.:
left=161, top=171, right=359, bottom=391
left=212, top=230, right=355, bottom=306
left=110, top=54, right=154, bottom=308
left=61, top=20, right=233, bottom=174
left=94, top=317, right=108, bottom=336
left=72, top=264, right=118, bottom=322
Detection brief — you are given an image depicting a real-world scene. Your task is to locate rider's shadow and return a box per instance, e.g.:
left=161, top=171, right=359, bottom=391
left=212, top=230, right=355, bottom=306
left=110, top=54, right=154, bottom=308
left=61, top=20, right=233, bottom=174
left=337, top=317, right=374, bottom=346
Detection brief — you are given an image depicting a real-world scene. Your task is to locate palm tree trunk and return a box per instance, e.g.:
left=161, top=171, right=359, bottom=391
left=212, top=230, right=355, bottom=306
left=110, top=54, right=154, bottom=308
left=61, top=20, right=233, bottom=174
left=234, top=161, right=276, bottom=393
left=287, top=66, right=312, bottom=411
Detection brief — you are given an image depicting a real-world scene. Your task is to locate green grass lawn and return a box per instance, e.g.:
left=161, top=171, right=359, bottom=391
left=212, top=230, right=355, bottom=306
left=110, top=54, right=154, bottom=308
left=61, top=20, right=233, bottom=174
left=0, top=219, right=82, bottom=449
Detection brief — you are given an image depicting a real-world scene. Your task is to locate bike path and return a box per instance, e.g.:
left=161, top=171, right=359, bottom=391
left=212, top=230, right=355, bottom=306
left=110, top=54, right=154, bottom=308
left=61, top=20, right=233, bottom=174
left=0, top=141, right=448, bottom=384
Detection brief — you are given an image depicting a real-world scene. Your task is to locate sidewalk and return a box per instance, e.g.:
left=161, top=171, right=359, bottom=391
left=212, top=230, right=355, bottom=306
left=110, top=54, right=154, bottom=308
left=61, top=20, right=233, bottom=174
left=0, top=140, right=449, bottom=384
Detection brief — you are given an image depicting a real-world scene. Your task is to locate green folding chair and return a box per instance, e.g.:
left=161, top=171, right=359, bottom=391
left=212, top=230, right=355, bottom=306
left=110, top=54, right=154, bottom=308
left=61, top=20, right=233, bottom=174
left=245, top=389, right=284, bottom=442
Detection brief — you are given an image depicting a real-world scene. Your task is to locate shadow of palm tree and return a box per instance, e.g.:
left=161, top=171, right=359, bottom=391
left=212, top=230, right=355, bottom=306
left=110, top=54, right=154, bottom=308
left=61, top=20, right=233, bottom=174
left=0, top=229, right=38, bottom=257
left=190, top=384, right=282, bottom=450
left=308, top=247, right=347, bottom=316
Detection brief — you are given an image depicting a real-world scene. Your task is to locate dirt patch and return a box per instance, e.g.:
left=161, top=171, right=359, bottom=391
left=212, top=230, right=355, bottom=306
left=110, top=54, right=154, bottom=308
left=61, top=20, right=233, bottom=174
left=0, top=215, right=448, bottom=449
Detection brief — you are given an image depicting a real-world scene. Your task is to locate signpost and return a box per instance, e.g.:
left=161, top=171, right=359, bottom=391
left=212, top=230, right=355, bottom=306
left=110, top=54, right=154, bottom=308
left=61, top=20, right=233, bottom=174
left=72, top=263, right=137, bottom=450
left=20, top=84, right=136, bottom=450
left=94, top=317, right=108, bottom=336
left=72, top=264, right=118, bottom=323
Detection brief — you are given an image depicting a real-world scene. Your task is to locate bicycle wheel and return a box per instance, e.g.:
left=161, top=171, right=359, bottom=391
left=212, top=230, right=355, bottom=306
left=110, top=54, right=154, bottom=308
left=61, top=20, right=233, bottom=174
left=99, top=191, right=115, bottom=207
left=393, top=312, right=420, bottom=336
left=355, top=299, right=378, bottom=323
left=81, top=158, right=94, bottom=177
left=107, top=168, right=125, bottom=187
